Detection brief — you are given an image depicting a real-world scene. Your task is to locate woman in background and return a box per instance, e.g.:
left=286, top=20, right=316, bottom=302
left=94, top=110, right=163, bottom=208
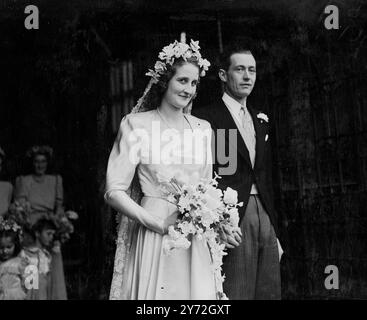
left=14, top=145, right=63, bottom=224
left=14, top=145, right=67, bottom=300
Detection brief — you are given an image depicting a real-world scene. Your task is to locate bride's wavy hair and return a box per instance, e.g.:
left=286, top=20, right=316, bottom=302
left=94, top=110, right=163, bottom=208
left=137, top=57, right=201, bottom=114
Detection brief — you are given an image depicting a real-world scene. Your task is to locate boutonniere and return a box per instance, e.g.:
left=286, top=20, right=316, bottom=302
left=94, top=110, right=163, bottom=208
left=257, top=112, right=269, bottom=123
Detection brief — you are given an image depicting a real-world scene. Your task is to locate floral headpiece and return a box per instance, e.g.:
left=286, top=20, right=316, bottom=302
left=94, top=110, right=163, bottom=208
left=0, top=216, right=23, bottom=238
left=146, top=39, right=211, bottom=83
left=26, top=145, right=53, bottom=159
left=131, top=39, right=210, bottom=114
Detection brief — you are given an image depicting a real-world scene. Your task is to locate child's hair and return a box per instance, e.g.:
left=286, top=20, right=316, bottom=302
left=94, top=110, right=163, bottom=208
left=0, top=229, right=22, bottom=257
left=32, top=218, right=57, bottom=234
left=22, top=224, right=36, bottom=244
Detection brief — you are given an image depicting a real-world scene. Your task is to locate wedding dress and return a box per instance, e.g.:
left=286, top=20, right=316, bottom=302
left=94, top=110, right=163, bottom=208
left=105, top=109, right=217, bottom=300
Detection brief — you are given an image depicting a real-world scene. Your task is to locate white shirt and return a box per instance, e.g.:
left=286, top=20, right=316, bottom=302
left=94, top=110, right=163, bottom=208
left=222, top=92, right=258, bottom=194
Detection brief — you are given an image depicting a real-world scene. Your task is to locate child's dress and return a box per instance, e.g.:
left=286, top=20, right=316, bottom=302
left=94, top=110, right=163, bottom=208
left=0, top=256, right=28, bottom=300
left=20, top=247, right=52, bottom=300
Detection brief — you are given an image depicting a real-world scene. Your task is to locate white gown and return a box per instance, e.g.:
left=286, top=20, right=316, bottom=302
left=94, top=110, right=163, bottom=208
left=105, top=109, right=217, bottom=300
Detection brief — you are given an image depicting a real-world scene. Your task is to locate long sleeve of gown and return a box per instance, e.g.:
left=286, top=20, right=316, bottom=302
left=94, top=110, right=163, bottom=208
left=105, top=114, right=165, bottom=234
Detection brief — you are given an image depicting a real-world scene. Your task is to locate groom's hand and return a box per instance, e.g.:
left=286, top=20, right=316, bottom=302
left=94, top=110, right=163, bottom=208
left=221, top=225, right=242, bottom=249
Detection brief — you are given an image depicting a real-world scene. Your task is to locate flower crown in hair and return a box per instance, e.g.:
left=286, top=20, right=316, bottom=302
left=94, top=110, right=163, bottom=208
left=146, top=39, right=211, bottom=83
left=0, top=217, right=23, bottom=237
left=26, top=145, right=53, bottom=159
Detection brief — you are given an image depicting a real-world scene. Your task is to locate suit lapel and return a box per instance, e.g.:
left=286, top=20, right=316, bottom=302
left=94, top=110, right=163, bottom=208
left=212, top=101, right=252, bottom=169
left=248, top=106, right=266, bottom=171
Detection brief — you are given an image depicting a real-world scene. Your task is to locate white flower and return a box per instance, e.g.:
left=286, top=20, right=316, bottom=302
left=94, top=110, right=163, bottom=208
left=175, top=236, right=191, bottom=250
left=257, top=112, right=269, bottom=123
left=154, top=61, right=166, bottom=74
left=206, top=185, right=223, bottom=200
left=165, top=228, right=191, bottom=253
left=61, top=216, right=69, bottom=224
left=182, top=50, right=192, bottom=60
left=179, top=221, right=196, bottom=236
left=159, top=42, right=176, bottom=61
left=168, top=225, right=181, bottom=240
left=201, top=209, right=219, bottom=228
left=190, top=40, right=200, bottom=52
left=163, top=239, right=176, bottom=255
left=203, top=227, right=217, bottom=241
left=174, top=43, right=190, bottom=58
left=203, top=194, right=222, bottom=211
left=66, top=210, right=79, bottom=220
left=199, top=58, right=211, bottom=71
left=178, top=195, right=191, bottom=212
left=223, top=187, right=238, bottom=205
left=228, top=208, right=240, bottom=227
left=182, top=184, right=195, bottom=196
left=145, top=69, right=160, bottom=83
left=167, top=194, right=176, bottom=204
left=148, top=39, right=210, bottom=82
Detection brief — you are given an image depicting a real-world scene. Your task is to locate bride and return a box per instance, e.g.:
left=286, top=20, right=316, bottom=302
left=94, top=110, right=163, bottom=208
left=105, top=39, right=220, bottom=300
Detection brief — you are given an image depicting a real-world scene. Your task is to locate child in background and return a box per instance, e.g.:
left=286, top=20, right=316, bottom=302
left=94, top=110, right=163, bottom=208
left=19, top=218, right=56, bottom=300
left=0, top=218, right=28, bottom=300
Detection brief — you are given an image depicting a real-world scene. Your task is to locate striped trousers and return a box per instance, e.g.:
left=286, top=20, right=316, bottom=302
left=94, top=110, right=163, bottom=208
left=222, top=195, right=281, bottom=300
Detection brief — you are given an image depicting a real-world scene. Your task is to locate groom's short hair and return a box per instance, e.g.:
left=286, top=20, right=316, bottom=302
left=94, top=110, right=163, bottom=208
left=218, top=45, right=254, bottom=71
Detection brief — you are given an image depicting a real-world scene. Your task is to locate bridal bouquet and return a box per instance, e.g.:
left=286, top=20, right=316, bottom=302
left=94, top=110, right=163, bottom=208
left=157, top=171, right=243, bottom=300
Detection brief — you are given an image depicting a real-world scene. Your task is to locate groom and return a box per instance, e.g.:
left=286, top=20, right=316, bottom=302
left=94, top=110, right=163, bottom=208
left=193, top=46, right=283, bottom=299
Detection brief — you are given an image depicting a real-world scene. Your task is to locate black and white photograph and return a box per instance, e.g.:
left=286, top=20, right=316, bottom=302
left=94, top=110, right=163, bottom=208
left=0, top=0, right=366, bottom=303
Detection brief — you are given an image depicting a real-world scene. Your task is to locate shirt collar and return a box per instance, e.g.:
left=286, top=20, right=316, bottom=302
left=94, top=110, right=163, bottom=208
left=222, top=92, right=249, bottom=116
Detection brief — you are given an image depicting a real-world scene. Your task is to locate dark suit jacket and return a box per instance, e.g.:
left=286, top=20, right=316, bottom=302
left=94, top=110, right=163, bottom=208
left=192, top=100, right=279, bottom=237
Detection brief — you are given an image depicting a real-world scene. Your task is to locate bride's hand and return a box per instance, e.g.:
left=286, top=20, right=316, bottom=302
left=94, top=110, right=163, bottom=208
left=162, top=211, right=179, bottom=234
